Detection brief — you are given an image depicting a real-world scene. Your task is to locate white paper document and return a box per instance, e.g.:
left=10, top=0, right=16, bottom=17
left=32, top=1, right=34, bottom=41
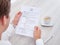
left=15, top=6, right=41, bottom=37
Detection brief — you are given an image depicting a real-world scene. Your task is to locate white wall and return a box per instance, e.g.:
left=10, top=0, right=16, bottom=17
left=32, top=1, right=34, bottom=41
left=10, top=0, right=60, bottom=45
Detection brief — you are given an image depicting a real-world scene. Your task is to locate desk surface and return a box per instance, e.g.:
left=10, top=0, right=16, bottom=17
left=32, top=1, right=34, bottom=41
left=9, top=27, right=53, bottom=45
left=10, top=34, right=36, bottom=45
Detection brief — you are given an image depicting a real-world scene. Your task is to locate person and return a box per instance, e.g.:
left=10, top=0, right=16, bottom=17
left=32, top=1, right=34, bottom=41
left=0, top=0, right=44, bottom=45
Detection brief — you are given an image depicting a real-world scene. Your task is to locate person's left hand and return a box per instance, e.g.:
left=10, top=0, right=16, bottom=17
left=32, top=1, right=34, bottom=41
left=12, top=11, right=22, bottom=26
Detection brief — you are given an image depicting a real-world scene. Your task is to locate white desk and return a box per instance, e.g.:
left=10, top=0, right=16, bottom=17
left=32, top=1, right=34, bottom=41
left=10, top=34, right=35, bottom=45
left=9, top=26, right=54, bottom=45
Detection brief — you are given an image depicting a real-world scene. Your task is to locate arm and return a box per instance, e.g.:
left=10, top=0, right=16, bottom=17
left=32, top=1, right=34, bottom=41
left=1, top=12, right=22, bottom=40
left=34, top=26, right=44, bottom=45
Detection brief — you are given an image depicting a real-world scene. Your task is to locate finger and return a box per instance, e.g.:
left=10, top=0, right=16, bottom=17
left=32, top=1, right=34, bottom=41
left=15, top=11, right=22, bottom=21
left=34, top=26, right=40, bottom=32
left=17, top=11, right=22, bottom=15
left=34, top=26, right=38, bottom=30
left=34, top=26, right=39, bottom=35
left=34, top=26, right=41, bottom=33
left=15, top=11, right=22, bottom=18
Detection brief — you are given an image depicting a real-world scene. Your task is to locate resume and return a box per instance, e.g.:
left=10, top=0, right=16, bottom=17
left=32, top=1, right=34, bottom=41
left=15, top=6, right=41, bottom=37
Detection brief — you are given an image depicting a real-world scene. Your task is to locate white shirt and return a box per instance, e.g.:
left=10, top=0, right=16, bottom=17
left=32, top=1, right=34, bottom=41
left=1, top=24, right=44, bottom=45
left=0, top=40, right=11, bottom=45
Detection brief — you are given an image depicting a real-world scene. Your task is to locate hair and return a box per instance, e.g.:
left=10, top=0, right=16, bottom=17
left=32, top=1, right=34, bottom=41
left=0, top=0, right=11, bottom=18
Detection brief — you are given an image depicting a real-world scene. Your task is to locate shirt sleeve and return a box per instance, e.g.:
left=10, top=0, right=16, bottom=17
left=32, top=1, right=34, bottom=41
left=1, top=24, right=15, bottom=40
left=36, top=39, right=44, bottom=45
left=0, top=41, right=12, bottom=45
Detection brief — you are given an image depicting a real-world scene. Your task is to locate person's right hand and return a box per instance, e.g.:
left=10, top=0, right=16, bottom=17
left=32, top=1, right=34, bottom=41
left=33, top=26, right=41, bottom=40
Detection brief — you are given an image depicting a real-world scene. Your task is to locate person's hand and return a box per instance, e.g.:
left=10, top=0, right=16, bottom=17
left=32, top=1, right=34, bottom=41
left=12, top=11, right=22, bottom=26
left=34, top=26, right=41, bottom=40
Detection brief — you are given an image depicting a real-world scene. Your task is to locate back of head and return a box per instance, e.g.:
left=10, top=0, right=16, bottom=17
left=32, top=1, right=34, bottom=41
left=0, top=0, right=11, bottom=32
left=0, top=0, right=11, bottom=18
